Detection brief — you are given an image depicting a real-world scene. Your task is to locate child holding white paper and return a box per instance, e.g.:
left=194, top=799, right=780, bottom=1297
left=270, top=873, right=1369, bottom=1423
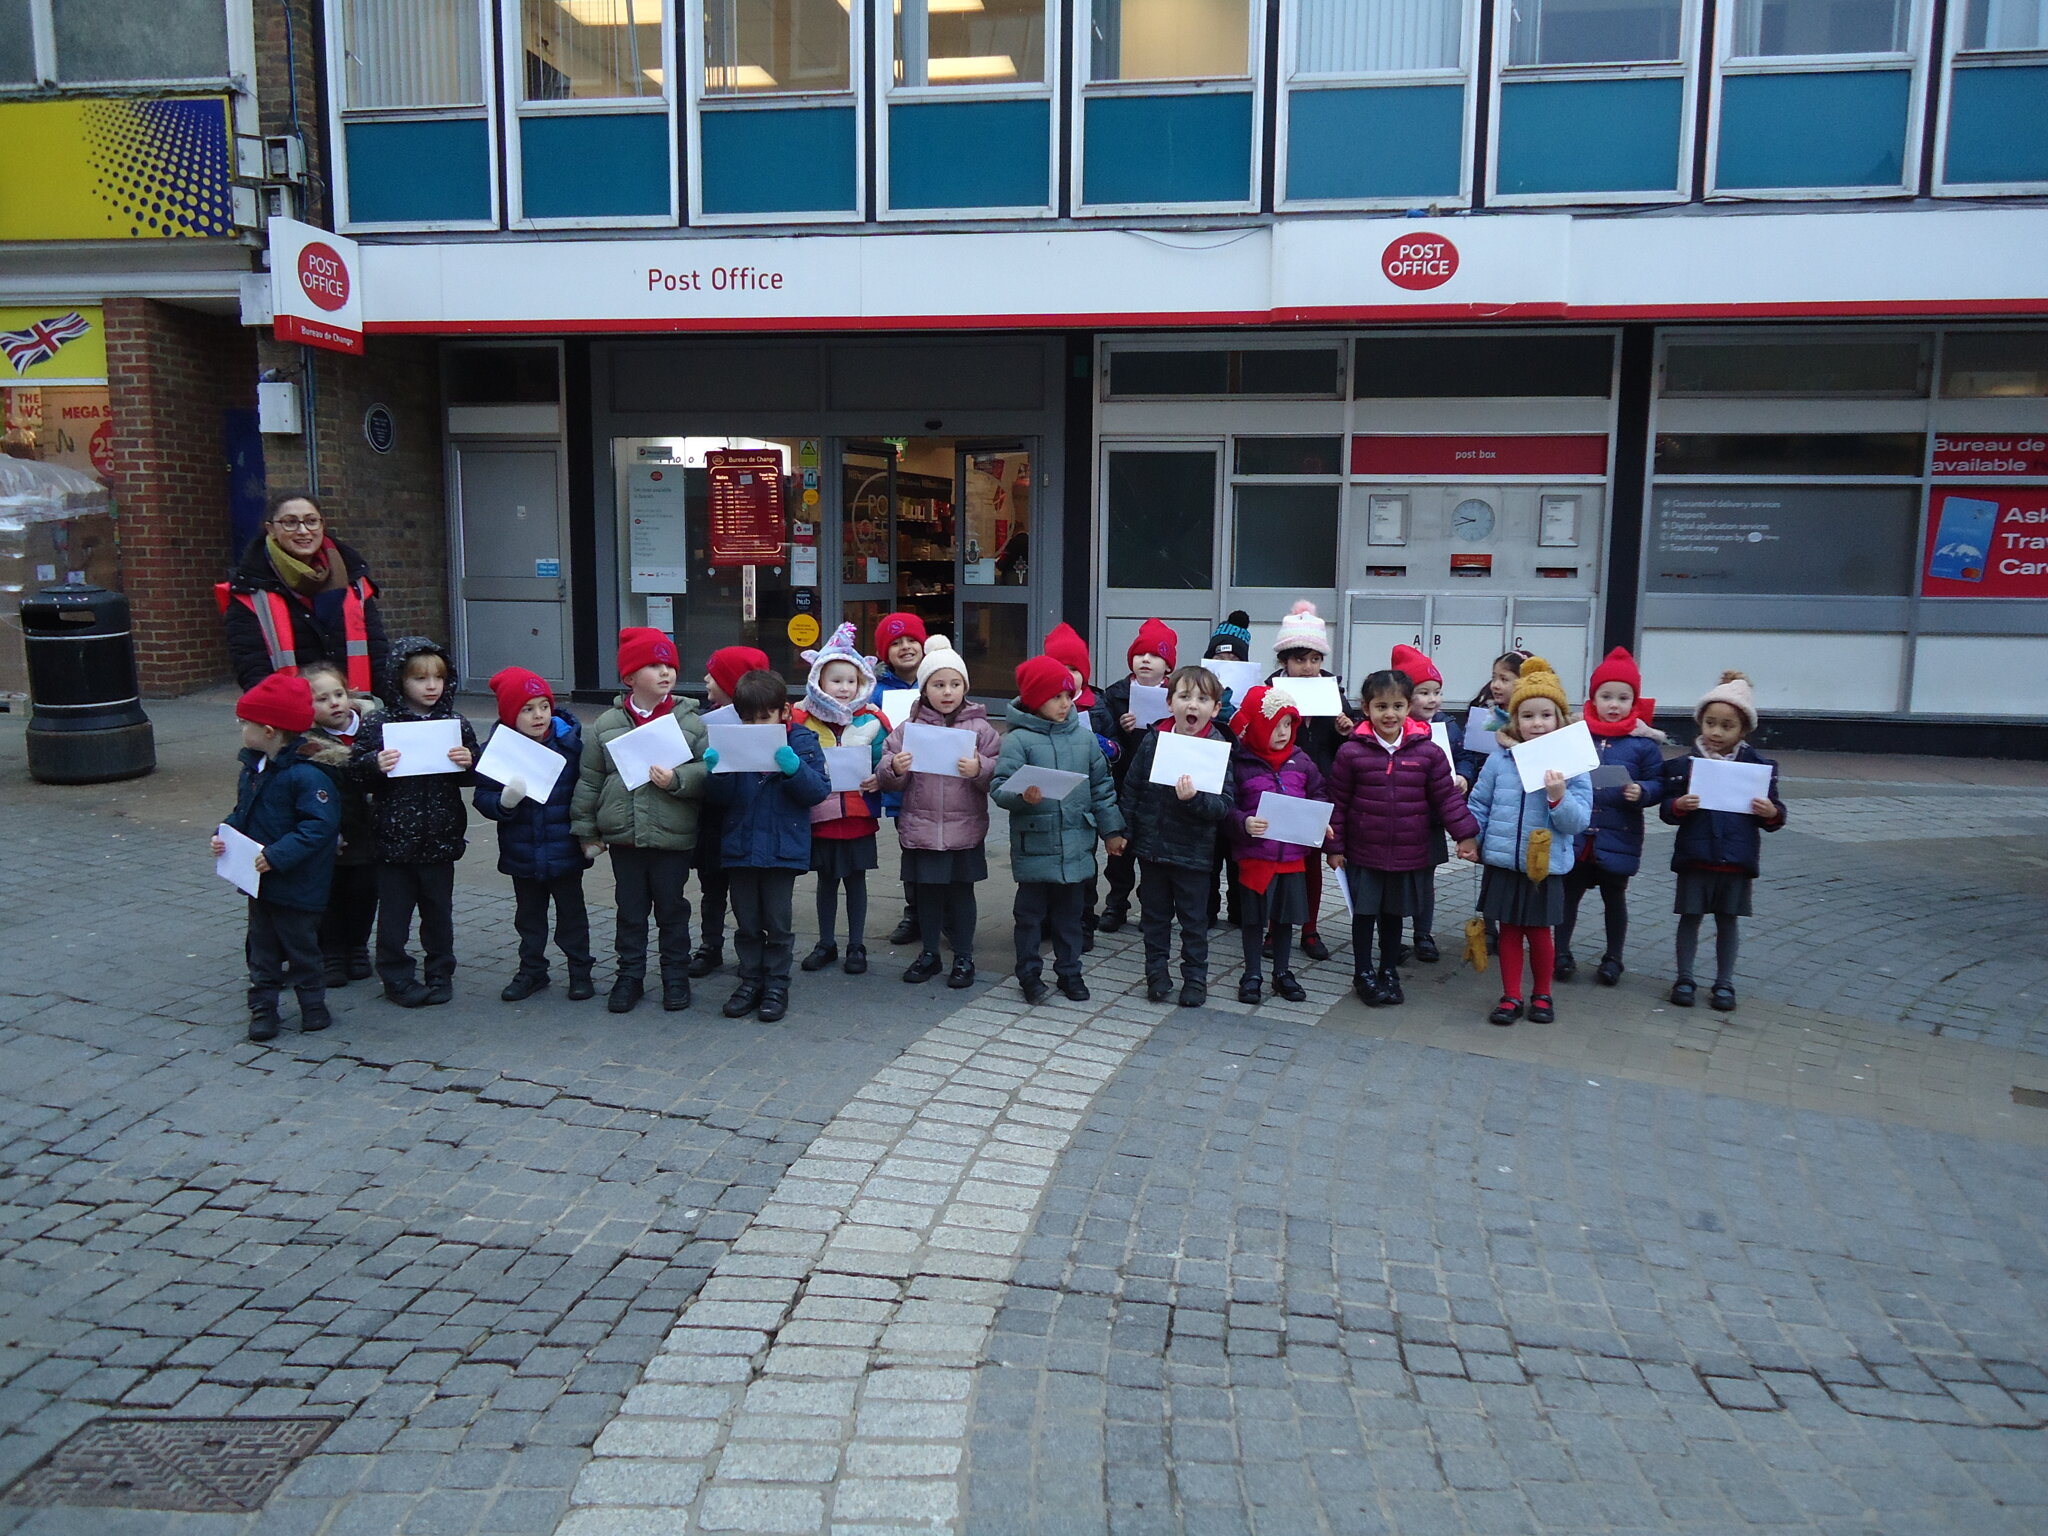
left=1391, top=643, right=1465, bottom=965
left=474, top=666, right=593, bottom=1003
left=215, top=675, right=341, bottom=1042
left=869, top=612, right=927, bottom=948
left=1462, top=658, right=1592, bottom=1027
left=1088, top=619, right=1174, bottom=935
left=791, top=623, right=889, bottom=976
left=1199, top=612, right=1254, bottom=926
left=571, top=628, right=710, bottom=1015
left=1329, top=670, right=1479, bottom=1007
left=992, top=655, right=1127, bottom=1005
left=1556, top=647, right=1668, bottom=988
left=1456, top=650, right=1529, bottom=786
left=1266, top=601, right=1350, bottom=963
left=350, top=637, right=479, bottom=1008
left=877, top=637, right=999, bottom=989
left=1120, top=666, right=1235, bottom=1008
left=295, top=660, right=381, bottom=988
left=1660, top=671, right=1784, bottom=1012
left=1225, top=685, right=1323, bottom=1005
left=689, top=646, right=768, bottom=979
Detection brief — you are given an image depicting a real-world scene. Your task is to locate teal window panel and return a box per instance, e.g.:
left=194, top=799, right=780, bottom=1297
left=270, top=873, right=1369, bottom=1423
left=889, top=99, right=1050, bottom=209
left=521, top=112, right=670, bottom=219
left=1496, top=76, right=1684, bottom=195
left=700, top=107, right=856, bottom=214
left=1287, top=85, right=1463, bottom=201
left=1945, top=65, right=2048, bottom=185
left=345, top=118, right=491, bottom=224
left=1716, top=69, right=1911, bottom=189
left=1083, top=92, right=1254, bottom=205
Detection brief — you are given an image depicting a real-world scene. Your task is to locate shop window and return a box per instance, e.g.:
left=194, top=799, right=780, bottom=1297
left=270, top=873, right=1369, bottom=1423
left=520, top=0, right=664, bottom=99
left=1106, top=347, right=1345, bottom=399
left=1506, top=0, right=1686, bottom=65
left=897, top=0, right=1048, bottom=85
left=1942, top=2, right=2048, bottom=188
left=48, top=0, right=229, bottom=82
left=696, top=0, right=858, bottom=217
left=1661, top=336, right=1930, bottom=397
left=1079, top=0, right=1257, bottom=208
left=705, top=0, right=851, bottom=93
left=1234, top=437, right=1345, bottom=476
left=1106, top=451, right=1215, bottom=590
left=1232, top=485, right=1339, bottom=589
left=1645, top=485, right=1918, bottom=595
left=1653, top=433, right=1926, bottom=476
left=1354, top=334, right=1614, bottom=398
left=1941, top=332, right=2048, bottom=398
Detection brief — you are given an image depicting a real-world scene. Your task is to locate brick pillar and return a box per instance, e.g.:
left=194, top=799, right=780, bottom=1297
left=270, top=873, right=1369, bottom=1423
left=102, top=297, right=258, bottom=695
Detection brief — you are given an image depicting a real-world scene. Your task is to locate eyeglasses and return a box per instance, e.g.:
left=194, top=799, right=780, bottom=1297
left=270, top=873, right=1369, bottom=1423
left=270, top=516, right=322, bottom=531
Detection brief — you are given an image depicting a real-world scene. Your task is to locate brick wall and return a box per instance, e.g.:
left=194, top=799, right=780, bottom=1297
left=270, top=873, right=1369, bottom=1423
left=103, top=298, right=257, bottom=695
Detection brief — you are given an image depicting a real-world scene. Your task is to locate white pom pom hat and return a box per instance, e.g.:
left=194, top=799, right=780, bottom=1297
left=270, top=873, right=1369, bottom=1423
left=1273, top=599, right=1330, bottom=657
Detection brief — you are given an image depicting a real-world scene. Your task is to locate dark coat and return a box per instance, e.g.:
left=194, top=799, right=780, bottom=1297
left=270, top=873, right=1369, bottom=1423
left=350, top=703, right=481, bottom=865
left=295, top=696, right=383, bottom=866
left=1118, top=724, right=1235, bottom=870
left=704, top=724, right=830, bottom=870
left=1265, top=668, right=1350, bottom=772
left=1327, top=726, right=1479, bottom=873
left=1661, top=744, right=1785, bottom=876
left=1093, top=676, right=1143, bottom=783
left=1456, top=704, right=1507, bottom=786
left=223, top=535, right=390, bottom=697
left=1227, top=743, right=1327, bottom=863
left=224, top=741, right=342, bottom=912
left=1579, top=730, right=1669, bottom=876
left=474, top=710, right=592, bottom=883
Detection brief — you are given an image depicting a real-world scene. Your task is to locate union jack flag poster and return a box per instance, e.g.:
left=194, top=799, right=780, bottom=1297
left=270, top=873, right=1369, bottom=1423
left=1, top=312, right=94, bottom=374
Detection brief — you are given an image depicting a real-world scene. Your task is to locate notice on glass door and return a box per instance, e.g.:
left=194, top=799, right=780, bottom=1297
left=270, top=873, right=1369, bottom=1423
left=708, top=448, right=785, bottom=568
left=629, top=465, right=688, bottom=594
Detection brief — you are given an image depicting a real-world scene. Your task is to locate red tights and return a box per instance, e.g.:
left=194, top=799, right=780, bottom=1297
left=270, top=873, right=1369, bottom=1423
left=1497, top=924, right=1555, bottom=1001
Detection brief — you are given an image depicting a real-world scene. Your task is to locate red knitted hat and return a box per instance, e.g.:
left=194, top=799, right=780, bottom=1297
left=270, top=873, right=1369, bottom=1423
left=237, top=673, right=314, bottom=734
left=1043, top=621, right=1091, bottom=680
left=1128, top=617, right=1179, bottom=671
left=1390, top=643, right=1441, bottom=688
left=1588, top=646, right=1643, bottom=698
left=617, top=626, right=679, bottom=679
left=488, top=666, right=553, bottom=728
left=708, top=645, right=770, bottom=701
left=1235, top=684, right=1301, bottom=767
left=874, top=611, right=927, bottom=651
left=1016, top=654, right=1075, bottom=714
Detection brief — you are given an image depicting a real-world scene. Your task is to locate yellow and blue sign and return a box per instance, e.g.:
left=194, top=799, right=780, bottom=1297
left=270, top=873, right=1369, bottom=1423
left=0, top=305, right=107, bottom=383
left=0, top=97, right=233, bottom=242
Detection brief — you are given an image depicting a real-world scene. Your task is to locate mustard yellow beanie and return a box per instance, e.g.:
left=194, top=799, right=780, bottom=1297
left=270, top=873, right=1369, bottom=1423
left=1507, top=655, right=1571, bottom=720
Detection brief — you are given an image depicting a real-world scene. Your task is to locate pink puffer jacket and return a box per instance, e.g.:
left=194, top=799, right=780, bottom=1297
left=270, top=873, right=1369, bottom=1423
left=876, top=698, right=1002, bottom=852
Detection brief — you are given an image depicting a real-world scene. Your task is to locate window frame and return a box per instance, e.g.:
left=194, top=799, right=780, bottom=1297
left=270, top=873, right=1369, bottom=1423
left=1933, top=0, right=2048, bottom=196
left=1277, top=0, right=1482, bottom=211
left=0, top=0, right=248, bottom=93
left=329, top=0, right=501, bottom=233
left=874, top=0, right=1060, bottom=220
left=1704, top=0, right=1934, bottom=200
left=1228, top=443, right=1344, bottom=592
left=1072, top=0, right=1265, bottom=216
left=499, top=0, right=678, bottom=230
left=1484, top=0, right=1704, bottom=208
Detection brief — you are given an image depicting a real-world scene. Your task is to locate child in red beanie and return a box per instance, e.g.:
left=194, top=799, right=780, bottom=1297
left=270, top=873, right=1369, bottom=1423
left=1092, top=617, right=1178, bottom=934
left=571, top=628, right=710, bottom=1015
left=474, top=666, right=595, bottom=1003
left=213, top=675, right=341, bottom=1042
left=1555, top=646, right=1668, bottom=987
left=871, top=612, right=928, bottom=948
left=689, top=645, right=769, bottom=978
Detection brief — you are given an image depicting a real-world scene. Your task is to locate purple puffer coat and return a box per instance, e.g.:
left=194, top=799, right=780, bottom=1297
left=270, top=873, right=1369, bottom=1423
left=876, top=698, right=1001, bottom=852
left=1228, top=743, right=1328, bottom=861
left=1327, top=724, right=1479, bottom=872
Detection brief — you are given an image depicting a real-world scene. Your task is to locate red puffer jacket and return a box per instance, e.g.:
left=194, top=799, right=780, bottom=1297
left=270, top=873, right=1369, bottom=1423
left=876, top=698, right=1002, bottom=852
left=1327, top=723, right=1478, bottom=873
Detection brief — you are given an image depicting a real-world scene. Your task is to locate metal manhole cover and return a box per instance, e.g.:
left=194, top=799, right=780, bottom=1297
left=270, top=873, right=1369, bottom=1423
left=0, top=1417, right=336, bottom=1512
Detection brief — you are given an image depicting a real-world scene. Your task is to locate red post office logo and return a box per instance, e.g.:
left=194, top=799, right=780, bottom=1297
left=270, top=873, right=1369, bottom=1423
left=1381, top=233, right=1458, bottom=291
left=298, top=242, right=351, bottom=312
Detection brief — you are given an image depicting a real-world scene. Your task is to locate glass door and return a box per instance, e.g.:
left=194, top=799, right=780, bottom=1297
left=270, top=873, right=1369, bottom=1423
left=840, top=442, right=899, bottom=656
left=957, top=442, right=1035, bottom=688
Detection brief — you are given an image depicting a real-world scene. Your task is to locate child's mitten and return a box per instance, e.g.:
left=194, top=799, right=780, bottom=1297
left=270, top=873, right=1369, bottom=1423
left=774, top=744, right=801, bottom=776
left=702, top=747, right=720, bottom=771
left=1525, top=828, right=1551, bottom=883
left=1463, top=916, right=1489, bottom=973
left=500, top=777, right=527, bottom=811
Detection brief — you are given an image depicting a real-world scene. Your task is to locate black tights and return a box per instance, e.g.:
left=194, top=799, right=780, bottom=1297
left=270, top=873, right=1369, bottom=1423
left=1675, top=912, right=1740, bottom=988
left=1560, top=864, right=1631, bottom=961
left=816, top=871, right=868, bottom=949
left=1353, top=913, right=1404, bottom=975
left=914, top=881, right=977, bottom=962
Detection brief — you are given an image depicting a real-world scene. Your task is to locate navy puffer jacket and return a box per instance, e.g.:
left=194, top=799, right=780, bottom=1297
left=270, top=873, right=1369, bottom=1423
left=1579, top=731, right=1668, bottom=876
left=474, top=710, right=592, bottom=882
left=224, top=742, right=341, bottom=912
left=704, top=725, right=831, bottom=870
left=1661, top=744, right=1785, bottom=876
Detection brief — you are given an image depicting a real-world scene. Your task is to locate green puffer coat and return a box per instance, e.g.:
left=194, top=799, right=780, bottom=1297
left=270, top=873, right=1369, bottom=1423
left=989, top=700, right=1126, bottom=884
left=570, top=698, right=711, bottom=851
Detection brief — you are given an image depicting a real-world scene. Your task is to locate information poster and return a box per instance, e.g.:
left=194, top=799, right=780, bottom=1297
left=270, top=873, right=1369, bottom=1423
left=708, top=448, right=785, bottom=568
left=1922, top=486, right=2048, bottom=598
left=963, top=452, right=1029, bottom=587
left=628, top=464, right=688, bottom=594
left=1647, top=486, right=1916, bottom=597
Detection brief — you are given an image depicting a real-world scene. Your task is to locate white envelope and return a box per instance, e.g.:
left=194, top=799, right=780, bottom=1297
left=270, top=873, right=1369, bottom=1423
left=1128, top=682, right=1170, bottom=727
left=1464, top=706, right=1501, bottom=755
left=1254, top=792, right=1333, bottom=851
left=1202, top=659, right=1266, bottom=701
left=873, top=684, right=918, bottom=729
left=903, top=721, right=979, bottom=776
left=215, top=823, right=263, bottom=898
left=1429, top=721, right=1458, bottom=776
left=1147, top=730, right=1230, bottom=795
left=1509, top=718, right=1599, bottom=793
left=476, top=724, right=566, bottom=802
left=1687, top=755, right=1773, bottom=814
left=1000, top=764, right=1087, bottom=801
left=383, top=718, right=463, bottom=777
left=707, top=722, right=788, bottom=773
left=825, top=744, right=872, bottom=793
left=699, top=703, right=739, bottom=727
left=605, top=711, right=694, bottom=791
left=1281, top=675, right=1345, bottom=717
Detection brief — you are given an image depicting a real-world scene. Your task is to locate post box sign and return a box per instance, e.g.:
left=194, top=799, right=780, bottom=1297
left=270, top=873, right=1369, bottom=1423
left=707, top=449, right=786, bottom=567
left=1923, top=486, right=2048, bottom=598
left=269, top=217, right=363, bottom=355
left=1350, top=434, right=1609, bottom=477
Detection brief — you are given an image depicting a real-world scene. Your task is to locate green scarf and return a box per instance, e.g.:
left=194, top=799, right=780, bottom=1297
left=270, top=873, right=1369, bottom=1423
left=267, top=536, right=340, bottom=596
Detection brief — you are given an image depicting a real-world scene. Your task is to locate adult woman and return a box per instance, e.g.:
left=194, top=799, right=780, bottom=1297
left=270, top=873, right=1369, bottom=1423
left=220, top=492, right=388, bottom=697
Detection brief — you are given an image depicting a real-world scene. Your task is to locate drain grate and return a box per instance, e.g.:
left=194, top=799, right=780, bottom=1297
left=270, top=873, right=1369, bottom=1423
left=2013, top=1085, right=2048, bottom=1109
left=0, top=1417, right=335, bottom=1513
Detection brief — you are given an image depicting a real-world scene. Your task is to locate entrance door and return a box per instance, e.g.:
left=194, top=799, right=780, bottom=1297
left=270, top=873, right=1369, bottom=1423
left=454, top=444, right=568, bottom=685
left=1099, top=442, right=1224, bottom=671
left=839, top=443, right=900, bottom=660
left=957, top=443, right=1034, bottom=687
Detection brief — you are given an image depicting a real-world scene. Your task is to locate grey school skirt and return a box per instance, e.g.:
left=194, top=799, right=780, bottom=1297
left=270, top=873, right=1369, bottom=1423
left=1673, top=868, right=1753, bottom=917
left=1478, top=866, right=1566, bottom=927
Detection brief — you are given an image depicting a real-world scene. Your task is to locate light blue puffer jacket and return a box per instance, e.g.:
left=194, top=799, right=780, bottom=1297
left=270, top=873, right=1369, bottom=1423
left=1467, top=748, right=1594, bottom=878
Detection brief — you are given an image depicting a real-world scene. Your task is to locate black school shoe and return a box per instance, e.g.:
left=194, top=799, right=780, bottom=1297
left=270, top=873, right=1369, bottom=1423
left=1018, top=974, right=1051, bottom=1006
left=947, top=958, right=976, bottom=990
left=1377, top=966, right=1404, bottom=1006
left=1238, top=978, right=1262, bottom=1005
left=501, top=971, right=549, bottom=1002
left=1057, top=975, right=1090, bottom=1002
left=1273, top=973, right=1307, bottom=1003
left=1669, top=979, right=1697, bottom=1008
left=423, top=982, right=453, bottom=1006
left=758, top=986, right=789, bottom=1023
left=299, top=1000, right=332, bottom=1033
left=1096, top=906, right=1129, bottom=934
left=843, top=945, right=868, bottom=976
left=1300, top=929, right=1331, bottom=962
left=323, top=955, right=351, bottom=988
left=663, top=979, right=691, bottom=1011
left=1147, top=977, right=1173, bottom=1003
left=688, top=946, right=724, bottom=978
left=1527, top=993, right=1555, bottom=1024
left=1488, top=996, right=1524, bottom=1027
left=888, top=911, right=919, bottom=946
left=347, top=948, right=374, bottom=980
left=1555, top=950, right=1578, bottom=982
left=1354, top=971, right=1385, bottom=1007
left=1413, top=934, right=1440, bottom=964
left=385, top=981, right=431, bottom=1008
left=1180, top=981, right=1206, bottom=1008
left=1709, top=984, right=1738, bottom=1012
left=1595, top=957, right=1623, bottom=987
left=904, top=951, right=944, bottom=984
left=247, top=1006, right=281, bottom=1043
left=800, top=942, right=839, bottom=972
left=608, top=977, right=644, bottom=1014
left=566, top=970, right=596, bottom=1001
left=723, top=980, right=762, bottom=1017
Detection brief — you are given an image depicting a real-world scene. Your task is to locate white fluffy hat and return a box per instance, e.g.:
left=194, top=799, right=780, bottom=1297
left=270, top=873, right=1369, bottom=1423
left=1273, top=600, right=1330, bottom=657
left=916, top=634, right=969, bottom=693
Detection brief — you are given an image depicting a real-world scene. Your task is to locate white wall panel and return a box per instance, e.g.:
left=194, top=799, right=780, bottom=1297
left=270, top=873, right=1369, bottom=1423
left=1640, top=630, right=1905, bottom=714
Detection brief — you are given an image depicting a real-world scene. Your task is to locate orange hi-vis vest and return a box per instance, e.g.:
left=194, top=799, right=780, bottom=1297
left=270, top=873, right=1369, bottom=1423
left=215, top=577, right=376, bottom=693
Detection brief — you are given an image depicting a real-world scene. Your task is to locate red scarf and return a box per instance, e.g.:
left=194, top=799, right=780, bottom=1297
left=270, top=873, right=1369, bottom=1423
left=1583, top=697, right=1655, bottom=738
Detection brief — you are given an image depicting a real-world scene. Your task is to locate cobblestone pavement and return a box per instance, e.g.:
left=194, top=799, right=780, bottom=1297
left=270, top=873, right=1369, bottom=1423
left=1, top=697, right=2045, bottom=1534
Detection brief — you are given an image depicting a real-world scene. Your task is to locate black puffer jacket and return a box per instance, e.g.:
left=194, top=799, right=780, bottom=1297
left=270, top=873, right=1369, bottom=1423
left=222, top=534, right=390, bottom=697
left=1117, top=725, right=1235, bottom=870
left=295, top=695, right=384, bottom=866
left=349, top=638, right=479, bottom=864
